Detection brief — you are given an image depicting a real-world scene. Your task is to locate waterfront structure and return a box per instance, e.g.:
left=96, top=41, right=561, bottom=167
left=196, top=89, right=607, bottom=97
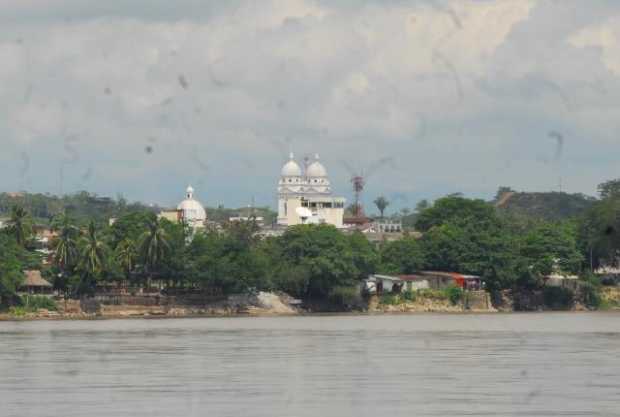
left=19, top=270, right=53, bottom=295
left=277, top=153, right=345, bottom=227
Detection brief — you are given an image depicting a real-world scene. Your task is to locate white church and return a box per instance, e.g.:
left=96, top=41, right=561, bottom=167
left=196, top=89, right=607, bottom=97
left=277, top=153, right=346, bottom=228
left=160, top=153, right=346, bottom=231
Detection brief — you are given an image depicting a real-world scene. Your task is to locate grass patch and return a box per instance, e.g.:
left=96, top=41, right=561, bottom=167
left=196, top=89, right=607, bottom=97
left=20, top=295, right=57, bottom=312
left=379, top=294, right=400, bottom=305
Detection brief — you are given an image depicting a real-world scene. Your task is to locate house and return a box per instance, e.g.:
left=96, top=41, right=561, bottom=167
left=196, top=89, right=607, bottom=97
left=364, top=271, right=482, bottom=295
left=19, top=270, right=53, bottom=295
left=419, top=271, right=483, bottom=290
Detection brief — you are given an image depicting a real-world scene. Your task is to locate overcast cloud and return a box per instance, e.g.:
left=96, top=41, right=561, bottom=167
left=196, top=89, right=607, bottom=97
left=1, top=0, right=619, bottom=211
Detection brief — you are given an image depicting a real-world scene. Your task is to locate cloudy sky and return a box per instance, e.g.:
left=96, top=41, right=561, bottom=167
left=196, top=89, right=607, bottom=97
left=1, top=0, right=619, bottom=212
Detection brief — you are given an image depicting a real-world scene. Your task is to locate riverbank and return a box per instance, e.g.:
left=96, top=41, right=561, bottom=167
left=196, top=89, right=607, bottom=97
left=2, top=287, right=619, bottom=321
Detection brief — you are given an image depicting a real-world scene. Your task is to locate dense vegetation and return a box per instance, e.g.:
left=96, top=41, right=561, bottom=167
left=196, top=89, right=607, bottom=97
left=2, top=178, right=620, bottom=311
left=494, top=187, right=596, bottom=221
left=0, top=191, right=277, bottom=227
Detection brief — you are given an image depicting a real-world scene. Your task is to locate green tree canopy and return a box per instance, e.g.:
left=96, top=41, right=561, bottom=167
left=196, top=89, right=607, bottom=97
left=415, top=196, right=497, bottom=232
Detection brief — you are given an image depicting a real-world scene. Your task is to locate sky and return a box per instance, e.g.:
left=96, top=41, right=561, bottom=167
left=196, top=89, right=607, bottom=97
left=1, top=0, right=619, bottom=212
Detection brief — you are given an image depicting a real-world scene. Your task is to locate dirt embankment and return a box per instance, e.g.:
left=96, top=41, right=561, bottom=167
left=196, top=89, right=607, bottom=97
left=0, top=292, right=301, bottom=321
left=368, top=291, right=496, bottom=313
left=601, top=287, right=620, bottom=309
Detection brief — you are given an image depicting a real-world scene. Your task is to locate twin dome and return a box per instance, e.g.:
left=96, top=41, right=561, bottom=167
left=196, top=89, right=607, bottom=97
left=281, top=153, right=328, bottom=178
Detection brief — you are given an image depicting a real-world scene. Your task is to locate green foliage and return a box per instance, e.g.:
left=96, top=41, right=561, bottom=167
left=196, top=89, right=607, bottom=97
left=579, top=274, right=602, bottom=309
left=519, top=221, right=584, bottom=276
left=497, top=191, right=595, bottom=221
left=379, top=235, right=425, bottom=275
left=445, top=285, right=464, bottom=305
left=0, top=191, right=159, bottom=226
left=597, top=179, right=620, bottom=200
left=8, top=306, right=27, bottom=317
left=328, top=286, right=362, bottom=309
left=543, top=287, right=575, bottom=310
left=402, top=290, right=416, bottom=302
left=139, top=216, right=170, bottom=275
left=274, top=224, right=361, bottom=298
left=373, top=196, right=390, bottom=218
left=379, top=293, right=399, bottom=305
left=415, top=196, right=496, bottom=232
left=5, top=205, right=33, bottom=246
left=0, top=235, right=26, bottom=306
left=20, top=295, right=57, bottom=311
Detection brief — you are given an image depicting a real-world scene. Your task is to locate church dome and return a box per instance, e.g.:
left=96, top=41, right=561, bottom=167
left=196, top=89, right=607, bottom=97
left=177, top=185, right=206, bottom=223
left=281, top=153, right=302, bottom=177
left=306, top=154, right=328, bottom=177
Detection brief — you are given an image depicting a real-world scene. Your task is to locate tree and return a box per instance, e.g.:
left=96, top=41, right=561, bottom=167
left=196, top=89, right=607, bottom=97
left=379, top=235, right=426, bottom=274
left=494, top=186, right=514, bottom=203
left=415, top=196, right=497, bottom=232
left=275, top=224, right=359, bottom=298
left=139, top=216, right=170, bottom=281
left=519, top=221, right=584, bottom=276
left=51, top=212, right=79, bottom=273
left=373, top=196, right=390, bottom=219
left=6, top=205, right=32, bottom=246
left=415, top=199, right=430, bottom=214
left=77, top=221, right=108, bottom=294
left=115, top=238, right=137, bottom=282
left=0, top=235, right=25, bottom=307
left=597, top=178, right=620, bottom=199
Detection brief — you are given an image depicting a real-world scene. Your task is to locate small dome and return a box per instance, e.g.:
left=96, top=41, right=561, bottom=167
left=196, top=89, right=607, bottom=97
left=177, top=199, right=206, bottom=222
left=281, top=153, right=302, bottom=177
left=177, top=185, right=206, bottom=223
left=306, top=154, right=327, bottom=177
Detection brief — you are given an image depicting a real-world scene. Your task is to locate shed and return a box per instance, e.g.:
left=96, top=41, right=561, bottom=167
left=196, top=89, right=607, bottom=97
left=19, top=270, right=53, bottom=294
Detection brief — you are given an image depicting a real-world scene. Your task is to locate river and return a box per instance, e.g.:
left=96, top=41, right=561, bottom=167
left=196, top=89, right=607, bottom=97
left=1, top=313, right=620, bottom=417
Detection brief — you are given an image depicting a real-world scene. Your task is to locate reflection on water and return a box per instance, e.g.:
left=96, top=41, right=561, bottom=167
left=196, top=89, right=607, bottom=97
left=1, top=313, right=620, bottom=417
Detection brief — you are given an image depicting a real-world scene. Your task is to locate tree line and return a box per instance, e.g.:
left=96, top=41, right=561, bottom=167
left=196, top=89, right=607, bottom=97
left=3, top=178, right=620, bottom=308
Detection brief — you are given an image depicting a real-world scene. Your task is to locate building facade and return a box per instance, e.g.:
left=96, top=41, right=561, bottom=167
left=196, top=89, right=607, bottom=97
left=277, top=153, right=345, bottom=227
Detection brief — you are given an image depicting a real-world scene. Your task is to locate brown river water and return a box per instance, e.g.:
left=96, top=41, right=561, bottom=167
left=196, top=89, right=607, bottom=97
left=1, top=313, right=620, bottom=417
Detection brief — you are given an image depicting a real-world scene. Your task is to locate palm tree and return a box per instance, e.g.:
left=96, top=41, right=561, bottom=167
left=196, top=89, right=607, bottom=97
left=6, top=205, right=32, bottom=246
left=79, top=221, right=108, bottom=280
left=51, top=212, right=79, bottom=272
left=115, top=238, right=137, bottom=284
left=139, top=217, right=170, bottom=287
left=374, top=196, right=390, bottom=219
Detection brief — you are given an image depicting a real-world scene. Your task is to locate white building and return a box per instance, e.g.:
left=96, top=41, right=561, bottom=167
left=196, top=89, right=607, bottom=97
left=159, top=185, right=207, bottom=230
left=277, top=153, right=345, bottom=227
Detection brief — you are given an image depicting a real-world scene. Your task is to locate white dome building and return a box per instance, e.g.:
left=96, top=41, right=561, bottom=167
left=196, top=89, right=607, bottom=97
left=305, top=154, right=331, bottom=195
left=177, top=185, right=206, bottom=228
left=277, top=152, right=344, bottom=227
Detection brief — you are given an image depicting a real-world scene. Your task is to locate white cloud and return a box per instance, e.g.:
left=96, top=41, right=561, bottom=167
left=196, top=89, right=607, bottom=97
left=0, top=0, right=619, bottom=208
left=569, top=18, right=620, bottom=75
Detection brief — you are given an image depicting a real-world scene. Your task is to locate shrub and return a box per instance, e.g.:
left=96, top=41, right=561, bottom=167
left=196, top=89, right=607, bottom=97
left=328, top=286, right=362, bottom=309
left=8, top=306, right=27, bottom=317
left=543, top=287, right=574, bottom=310
left=579, top=276, right=602, bottom=309
left=379, top=293, right=400, bottom=305
left=445, top=286, right=464, bottom=305
left=20, top=295, right=57, bottom=311
left=417, top=289, right=448, bottom=301
left=402, top=290, right=416, bottom=302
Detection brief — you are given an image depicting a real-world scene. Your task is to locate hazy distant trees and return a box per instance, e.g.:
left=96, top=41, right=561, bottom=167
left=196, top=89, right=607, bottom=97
left=6, top=205, right=32, bottom=247
left=373, top=196, right=390, bottom=219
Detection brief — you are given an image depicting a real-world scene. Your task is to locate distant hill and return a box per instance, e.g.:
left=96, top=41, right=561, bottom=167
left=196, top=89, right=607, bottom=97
left=0, top=191, right=160, bottom=225
left=0, top=191, right=277, bottom=226
left=495, top=190, right=596, bottom=221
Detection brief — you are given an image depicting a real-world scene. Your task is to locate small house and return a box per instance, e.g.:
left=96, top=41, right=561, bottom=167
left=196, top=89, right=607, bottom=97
left=19, top=270, right=53, bottom=295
